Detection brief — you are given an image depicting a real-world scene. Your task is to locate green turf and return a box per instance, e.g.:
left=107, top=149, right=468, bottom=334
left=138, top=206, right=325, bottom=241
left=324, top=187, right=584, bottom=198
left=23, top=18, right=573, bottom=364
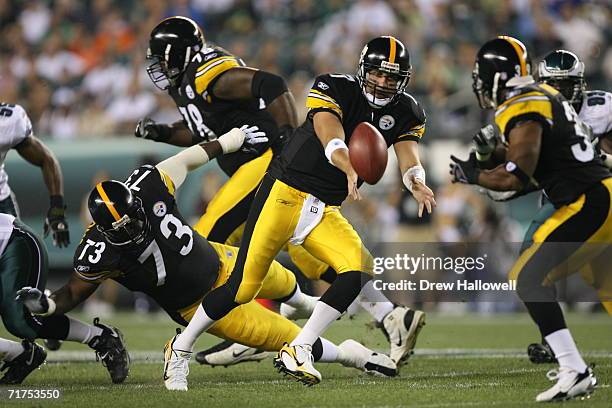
left=0, top=312, right=610, bottom=407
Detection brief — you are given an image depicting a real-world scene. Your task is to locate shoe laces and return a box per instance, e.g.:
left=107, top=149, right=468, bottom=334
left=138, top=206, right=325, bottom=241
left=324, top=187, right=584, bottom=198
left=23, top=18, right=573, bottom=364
left=168, top=351, right=190, bottom=377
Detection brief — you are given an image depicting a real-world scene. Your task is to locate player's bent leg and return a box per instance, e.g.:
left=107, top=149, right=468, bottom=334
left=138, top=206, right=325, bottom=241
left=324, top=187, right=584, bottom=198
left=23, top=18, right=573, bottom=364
left=192, top=148, right=272, bottom=243
left=287, top=243, right=330, bottom=280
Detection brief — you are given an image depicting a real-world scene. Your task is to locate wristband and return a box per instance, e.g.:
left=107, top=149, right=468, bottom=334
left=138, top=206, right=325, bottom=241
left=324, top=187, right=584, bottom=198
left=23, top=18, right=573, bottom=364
left=324, top=138, right=348, bottom=165
left=50, top=195, right=64, bottom=208
left=505, top=161, right=539, bottom=189
left=37, top=297, right=56, bottom=316
left=402, top=165, right=426, bottom=193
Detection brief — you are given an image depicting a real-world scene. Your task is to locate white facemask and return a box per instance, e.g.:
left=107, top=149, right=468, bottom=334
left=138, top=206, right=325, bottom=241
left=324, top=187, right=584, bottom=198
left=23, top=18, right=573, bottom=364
left=363, top=90, right=392, bottom=108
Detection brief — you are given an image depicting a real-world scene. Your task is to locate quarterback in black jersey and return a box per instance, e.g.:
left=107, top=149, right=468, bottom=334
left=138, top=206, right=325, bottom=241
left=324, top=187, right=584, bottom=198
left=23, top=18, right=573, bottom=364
left=168, top=36, right=435, bottom=386
left=28, top=128, right=398, bottom=390
left=450, top=36, right=611, bottom=402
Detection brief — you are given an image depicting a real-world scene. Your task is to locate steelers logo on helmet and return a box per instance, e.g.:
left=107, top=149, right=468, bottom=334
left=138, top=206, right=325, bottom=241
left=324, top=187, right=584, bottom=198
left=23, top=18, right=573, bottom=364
left=146, top=16, right=205, bottom=90
left=537, top=49, right=585, bottom=107
left=357, top=36, right=411, bottom=108
left=88, top=180, right=151, bottom=248
left=472, top=36, right=532, bottom=109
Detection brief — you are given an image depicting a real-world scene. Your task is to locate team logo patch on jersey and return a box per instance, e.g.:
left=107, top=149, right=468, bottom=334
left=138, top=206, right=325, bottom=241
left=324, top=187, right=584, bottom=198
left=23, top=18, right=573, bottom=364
left=153, top=201, right=167, bottom=217
left=379, top=115, right=395, bottom=130
left=317, top=81, right=329, bottom=90
left=185, top=85, right=195, bottom=100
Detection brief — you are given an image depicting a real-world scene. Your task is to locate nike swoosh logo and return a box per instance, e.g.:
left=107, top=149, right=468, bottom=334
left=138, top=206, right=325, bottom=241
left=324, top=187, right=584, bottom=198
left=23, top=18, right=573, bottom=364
left=26, top=350, right=35, bottom=365
left=232, top=349, right=250, bottom=358
left=282, top=350, right=305, bottom=367
left=396, top=332, right=402, bottom=347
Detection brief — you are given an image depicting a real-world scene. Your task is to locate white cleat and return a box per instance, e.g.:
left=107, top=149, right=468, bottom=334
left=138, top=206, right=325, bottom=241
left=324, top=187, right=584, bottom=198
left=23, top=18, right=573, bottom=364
left=382, top=306, right=426, bottom=366
left=338, top=339, right=397, bottom=377
left=163, top=331, right=192, bottom=391
left=536, top=366, right=596, bottom=402
left=273, top=343, right=321, bottom=386
left=195, top=340, right=272, bottom=367
left=280, top=295, right=319, bottom=320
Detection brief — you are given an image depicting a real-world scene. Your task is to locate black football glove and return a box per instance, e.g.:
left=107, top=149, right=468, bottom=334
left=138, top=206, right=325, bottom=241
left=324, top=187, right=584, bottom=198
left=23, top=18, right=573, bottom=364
left=472, top=124, right=498, bottom=159
left=135, top=117, right=171, bottom=142
left=450, top=152, right=481, bottom=184
left=44, top=195, right=70, bottom=248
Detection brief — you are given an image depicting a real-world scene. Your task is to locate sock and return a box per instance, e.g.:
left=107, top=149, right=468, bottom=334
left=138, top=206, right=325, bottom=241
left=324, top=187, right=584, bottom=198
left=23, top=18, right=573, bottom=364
left=173, top=305, right=216, bottom=352
left=66, top=317, right=104, bottom=344
left=290, top=301, right=341, bottom=346
left=545, top=328, right=587, bottom=372
left=315, top=337, right=339, bottom=363
left=0, top=338, right=25, bottom=362
left=283, top=285, right=316, bottom=312
left=358, top=281, right=394, bottom=323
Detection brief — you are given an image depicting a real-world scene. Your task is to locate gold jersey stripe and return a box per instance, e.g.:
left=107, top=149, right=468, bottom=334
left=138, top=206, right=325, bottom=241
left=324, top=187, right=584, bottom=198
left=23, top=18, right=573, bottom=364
left=307, top=91, right=339, bottom=107
left=96, top=183, right=121, bottom=221
left=309, top=89, right=340, bottom=105
left=157, top=168, right=176, bottom=196
left=196, top=56, right=236, bottom=73
left=497, top=91, right=547, bottom=110
left=495, top=99, right=553, bottom=135
left=499, top=36, right=528, bottom=76
left=389, top=36, right=397, bottom=64
left=306, top=96, right=343, bottom=118
left=195, top=59, right=241, bottom=94
left=538, top=83, right=560, bottom=96
left=398, top=125, right=426, bottom=140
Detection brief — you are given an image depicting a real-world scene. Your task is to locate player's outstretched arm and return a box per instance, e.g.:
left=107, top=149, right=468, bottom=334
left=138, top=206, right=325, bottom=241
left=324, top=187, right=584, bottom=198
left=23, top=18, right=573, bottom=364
left=16, top=273, right=99, bottom=316
left=15, top=135, right=70, bottom=247
left=395, top=140, right=436, bottom=217
left=212, top=67, right=299, bottom=129
left=156, top=127, right=245, bottom=189
left=312, top=111, right=360, bottom=200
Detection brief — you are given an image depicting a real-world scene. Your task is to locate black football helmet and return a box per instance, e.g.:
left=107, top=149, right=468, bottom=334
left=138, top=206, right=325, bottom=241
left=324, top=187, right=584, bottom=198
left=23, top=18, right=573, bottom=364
left=472, top=36, right=532, bottom=109
left=357, top=36, right=411, bottom=108
left=88, top=180, right=150, bottom=248
left=537, top=49, right=585, bottom=108
left=147, top=16, right=205, bottom=90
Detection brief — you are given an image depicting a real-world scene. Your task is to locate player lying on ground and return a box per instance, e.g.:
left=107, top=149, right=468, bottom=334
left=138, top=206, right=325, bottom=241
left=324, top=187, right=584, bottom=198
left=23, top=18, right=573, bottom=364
left=138, top=16, right=426, bottom=366
left=450, top=36, right=610, bottom=402
left=0, top=215, right=129, bottom=385
left=19, top=127, right=398, bottom=392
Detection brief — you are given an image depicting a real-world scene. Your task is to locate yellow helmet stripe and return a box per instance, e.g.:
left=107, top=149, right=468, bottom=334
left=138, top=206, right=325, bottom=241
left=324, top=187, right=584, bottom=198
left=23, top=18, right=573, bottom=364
left=95, top=183, right=121, bottom=222
left=388, top=36, right=397, bottom=64
left=499, top=36, right=528, bottom=76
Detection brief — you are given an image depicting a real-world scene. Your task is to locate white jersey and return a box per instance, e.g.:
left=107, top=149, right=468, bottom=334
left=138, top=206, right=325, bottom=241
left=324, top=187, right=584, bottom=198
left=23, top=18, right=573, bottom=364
left=579, top=90, right=612, bottom=137
left=0, top=212, right=15, bottom=257
left=0, top=103, right=32, bottom=200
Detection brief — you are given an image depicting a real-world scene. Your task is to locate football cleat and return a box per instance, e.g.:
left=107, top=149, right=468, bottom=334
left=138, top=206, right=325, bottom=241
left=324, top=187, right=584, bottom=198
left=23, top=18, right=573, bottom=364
left=0, top=340, right=46, bottom=384
left=536, top=366, right=596, bottom=402
left=163, top=329, right=192, bottom=391
left=381, top=306, right=426, bottom=366
left=195, top=340, right=272, bottom=366
left=88, top=317, right=130, bottom=384
left=273, top=343, right=321, bottom=386
left=528, top=340, right=557, bottom=364
left=43, top=339, right=63, bottom=351
left=338, top=339, right=397, bottom=377
left=280, top=295, right=319, bottom=320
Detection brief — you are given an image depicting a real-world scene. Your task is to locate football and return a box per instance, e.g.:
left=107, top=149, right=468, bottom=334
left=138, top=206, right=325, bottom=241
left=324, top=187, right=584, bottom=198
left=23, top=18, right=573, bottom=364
left=349, top=122, right=388, bottom=184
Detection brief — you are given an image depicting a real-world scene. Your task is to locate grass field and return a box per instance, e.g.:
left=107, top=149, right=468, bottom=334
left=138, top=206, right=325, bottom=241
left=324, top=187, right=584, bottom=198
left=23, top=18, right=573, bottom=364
left=1, top=311, right=610, bottom=407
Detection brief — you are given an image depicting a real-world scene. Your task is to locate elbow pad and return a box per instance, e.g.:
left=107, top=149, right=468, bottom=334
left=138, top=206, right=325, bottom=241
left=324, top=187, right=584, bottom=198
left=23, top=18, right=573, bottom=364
left=251, top=70, right=288, bottom=105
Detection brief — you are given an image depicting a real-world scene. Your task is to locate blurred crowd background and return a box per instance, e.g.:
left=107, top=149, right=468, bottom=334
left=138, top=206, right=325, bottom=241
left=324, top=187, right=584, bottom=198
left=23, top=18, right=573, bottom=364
left=3, top=0, right=610, bottom=314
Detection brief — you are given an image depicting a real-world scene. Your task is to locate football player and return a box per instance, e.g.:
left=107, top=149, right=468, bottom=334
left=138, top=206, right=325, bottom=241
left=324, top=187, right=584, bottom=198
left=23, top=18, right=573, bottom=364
left=0, top=214, right=129, bottom=384
left=138, top=17, right=427, bottom=365
left=450, top=36, right=610, bottom=402
left=0, top=102, right=69, bottom=247
left=165, top=35, right=435, bottom=386
left=19, top=128, right=398, bottom=391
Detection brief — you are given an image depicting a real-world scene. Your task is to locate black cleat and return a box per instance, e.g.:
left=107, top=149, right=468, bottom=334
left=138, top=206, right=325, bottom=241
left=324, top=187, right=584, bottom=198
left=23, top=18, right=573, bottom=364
left=43, top=338, right=63, bottom=351
left=528, top=339, right=557, bottom=364
left=0, top=340, right=46, bottom=384
left=88, top=317, right=130, bottom=384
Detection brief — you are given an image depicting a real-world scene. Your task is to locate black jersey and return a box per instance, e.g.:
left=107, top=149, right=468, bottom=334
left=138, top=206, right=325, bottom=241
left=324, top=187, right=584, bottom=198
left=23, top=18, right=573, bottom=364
left=494, top=83, right=611, bottom=208
left=73, top=166, right=220, bottom=324
left=270, top=73, right=426, bottom=206
left=168, top=45, right=280, bottom=175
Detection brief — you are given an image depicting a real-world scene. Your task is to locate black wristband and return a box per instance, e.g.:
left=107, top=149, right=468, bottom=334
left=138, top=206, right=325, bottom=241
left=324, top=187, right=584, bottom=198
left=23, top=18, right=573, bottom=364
left=505, top=161, right=539, bottom=189
left=151, top=124, right=172, bottom=142
left=50, top=195, right=65, bottom=208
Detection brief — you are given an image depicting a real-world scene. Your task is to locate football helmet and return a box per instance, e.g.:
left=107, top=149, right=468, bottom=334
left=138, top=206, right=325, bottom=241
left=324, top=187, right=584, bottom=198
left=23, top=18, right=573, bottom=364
left=357, top=36, right=411, bottom=108
left=88, top=180, right=150, bottom=248
left=147, top=16, right=205, bottom=90
left=537, top=50, right=585, bottom=107
left=472, top=36, right=531, bottom=109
